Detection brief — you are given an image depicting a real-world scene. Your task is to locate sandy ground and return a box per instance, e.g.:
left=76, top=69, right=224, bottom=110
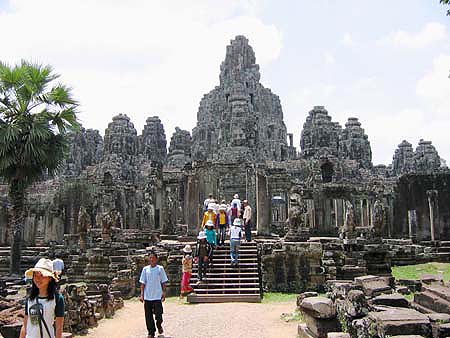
left=82, top=298, right=299, bottom=338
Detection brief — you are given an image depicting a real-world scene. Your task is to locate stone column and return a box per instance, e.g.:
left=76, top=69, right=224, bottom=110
left=256, top=170, right=270, bottom=236
left=184, top=174, right=200, bottom=234
left=408, top=210, right=417, bottom=240
left=360, top=199, right=365, bottom=227
left=427, top=190, right=438, bottom=241
left=334, top=199, right=339, bottom=228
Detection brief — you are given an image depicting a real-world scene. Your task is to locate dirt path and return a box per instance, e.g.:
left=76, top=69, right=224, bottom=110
left=82, top=298, right=299, bottom=338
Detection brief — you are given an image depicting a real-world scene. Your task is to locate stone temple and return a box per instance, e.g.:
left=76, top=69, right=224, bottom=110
left=1, top=36, right=450, bottom=326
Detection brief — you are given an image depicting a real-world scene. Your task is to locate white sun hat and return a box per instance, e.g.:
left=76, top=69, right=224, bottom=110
left=233, top=218, right=242, bottom=226
left=219, top=204, right=227, bottom=211
left=205, top=220, right=214, bottom=228
left=25, top=258, right=58, bottom=281
left=197, top=231, right=207, bottom=240
left=182, top=244, right=192, bottom=253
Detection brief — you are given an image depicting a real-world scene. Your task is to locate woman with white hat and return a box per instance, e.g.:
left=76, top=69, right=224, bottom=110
left=20, top=258, right=64, bottom=338
left=180, top=245, right=193, bottom=297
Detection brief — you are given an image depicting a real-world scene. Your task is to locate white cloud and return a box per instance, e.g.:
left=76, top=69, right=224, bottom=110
left=416, top=54, right=450, bottom=115
left=324, top=51, right=335, bottom=65
left=0, top=0, right=282, bottom=139
left=381, top=22, right=447, bottom=49
left=341, top=33, right=353, bottom=46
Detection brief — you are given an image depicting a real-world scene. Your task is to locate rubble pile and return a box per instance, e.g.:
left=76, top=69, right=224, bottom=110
left=297, top=274, right=450, bottom=338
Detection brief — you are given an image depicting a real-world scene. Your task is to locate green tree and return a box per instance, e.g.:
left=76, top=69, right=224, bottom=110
left=441, top=0, right=450, bottom=15
left=0, top=61, right=80, bottom=275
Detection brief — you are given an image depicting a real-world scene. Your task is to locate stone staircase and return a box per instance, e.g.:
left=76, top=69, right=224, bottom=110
left=0, top=246, right=49, bottom=275
left=187, top=241, right=261, bottom=303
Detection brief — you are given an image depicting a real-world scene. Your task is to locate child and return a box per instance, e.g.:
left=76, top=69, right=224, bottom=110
left=215, top=204, right=230, bottom=246
left=194, top=231, right=212, bottom=282
left=180, top=245, right=193, bottom=297
left=204, top=220, right=217, bottom=247
left=20, top=258, right=64, bottom=338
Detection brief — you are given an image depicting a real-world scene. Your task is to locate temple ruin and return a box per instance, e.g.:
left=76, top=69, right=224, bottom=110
left=1, top=35, right=450, bottom=336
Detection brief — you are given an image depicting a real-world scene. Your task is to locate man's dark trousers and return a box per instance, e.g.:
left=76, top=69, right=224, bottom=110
left=245, top=221, right=252, bottom=242
left=144, top=299, right=163, bottom=336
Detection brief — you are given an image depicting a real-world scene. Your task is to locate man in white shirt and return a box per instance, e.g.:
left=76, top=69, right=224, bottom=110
left=228, top=218, right=242, bottom=266
left=139, top=252, right=169, bottom=338
left=243, top=200, right=252, bottom=242
left=203, top=193, right=213, bottom=211
left=52, top=258, right=64, bottom=278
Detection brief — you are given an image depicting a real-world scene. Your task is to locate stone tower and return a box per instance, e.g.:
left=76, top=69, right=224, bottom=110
left=64, top=128, right=103, bottom=177
left=103, top=114, right=138, bottom=163
left=139, top=116, right=167, bottom=166
left=392, top=140, right=414, bottom=175
left=191, top=35, right=289, bottom=163
left=414, top=139, right=441, bottom=172
left=167, top=127, right=192, bottom=168
left=339, top=117, right=372, bottom=169
left=101, top=113, right=138, bottom=183
left=300, top=106, right=341, bottom=159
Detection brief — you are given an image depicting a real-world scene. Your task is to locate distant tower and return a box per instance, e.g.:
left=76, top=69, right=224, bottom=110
left=339, top=117, right=372, bottom=169
left=140, top=116, right=167, bottom=166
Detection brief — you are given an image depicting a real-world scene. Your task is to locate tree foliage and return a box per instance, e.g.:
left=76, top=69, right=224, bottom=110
left=0, top=60, right=80, bottom=274
left=441, top=0, right=450, bottom=16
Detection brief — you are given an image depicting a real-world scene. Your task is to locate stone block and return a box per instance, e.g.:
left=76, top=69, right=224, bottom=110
left=300, top=296, right=336, bottom=319
left=303, top=312, right=341, bottom=338
left=371, top=293, right=409, bottom=308
left=327, top=333, right=350, bottom=338
left=354, top=275, right=392, bottom=297
left=414, top=290, right=450, bottom=314
left=368, top=308, right=431, bottom=337
left=297, top=292, right=319, bottom=308
left=436, top=323, right=450, bottom=338
left=342, top=289, right=368, bottom=318
left=427, top=313, right=450, bottom=324
left=298, top=323, right=316, bottom=338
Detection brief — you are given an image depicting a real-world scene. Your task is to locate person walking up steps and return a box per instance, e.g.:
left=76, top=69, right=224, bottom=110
left=139, top=251, right=168, bottom=338
left=180, top=245, right=193, bottom=297
left=230, top=194, right=241, bottom=223
left=215, top=204, right=230, bottom=246
left=201, top=204, right=216, bottom=229
left=228, top=218, right=242, bottom=267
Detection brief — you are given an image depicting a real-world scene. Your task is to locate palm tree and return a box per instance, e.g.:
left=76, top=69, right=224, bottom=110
left=0, top=60, right=80, bottom=275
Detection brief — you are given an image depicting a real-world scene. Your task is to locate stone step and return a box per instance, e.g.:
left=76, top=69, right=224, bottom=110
left=194, top=261, right=257, bottom=267
left=192, top=272, right=259, bottom=278
left=191, top=276, right=259, bottom=282
left=192, top=278, right=259, bottom=289
left=193, top=287, right=260, bottom=294
left=187, top=293, right=261, bottom=303
left=207, top=257, right=257, bottom=263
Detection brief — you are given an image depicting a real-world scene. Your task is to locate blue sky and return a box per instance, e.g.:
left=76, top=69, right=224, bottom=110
left=0, top=0, right=449, bottom=165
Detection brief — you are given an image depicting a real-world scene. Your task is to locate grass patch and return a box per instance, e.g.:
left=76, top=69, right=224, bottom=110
left=262, top=292, right=298, bottom=303
left=392, top=262, right=450, bottom=281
